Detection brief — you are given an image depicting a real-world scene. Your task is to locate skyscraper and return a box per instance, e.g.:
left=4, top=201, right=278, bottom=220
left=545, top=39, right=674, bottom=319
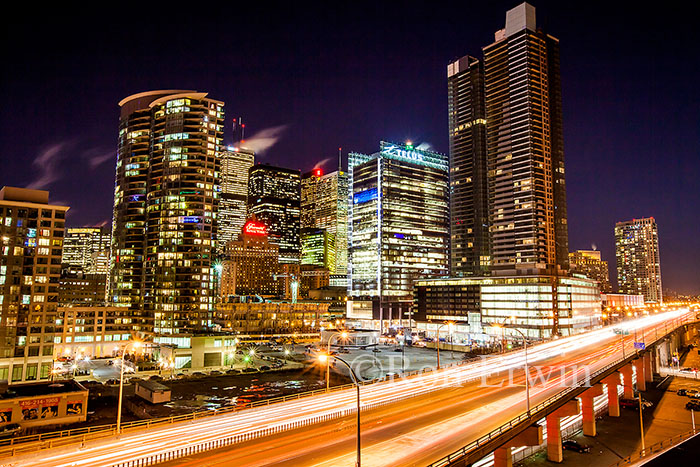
left=483, top=2, right=568, bottom=273
left=218, top=147, right=255, bottom=255
left=0, top=187, right=68, bottom=383
left=62, top=227, right=110, bottom=275
left=111, top=90, right=224, bottom=335
left=615, top=218, right=662, bottom=303
left=348, top=142, right=449, bottom=326
left=300, top=167, right=348, bottom=274
left=248, top=164, right=301, bottom=264
left=447, top=55, right=489, bottom=276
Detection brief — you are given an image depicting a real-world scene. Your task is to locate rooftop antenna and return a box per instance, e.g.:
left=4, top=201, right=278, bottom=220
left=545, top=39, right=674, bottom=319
left=338, top=147, right=342, bottom=172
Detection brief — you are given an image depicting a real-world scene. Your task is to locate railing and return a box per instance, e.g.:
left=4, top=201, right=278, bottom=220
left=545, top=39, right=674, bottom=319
left=610, top=428, right=699, bottom=466
left=427, top=313, right=696, bottom=467
left=0, top=350, right=473, bottom=459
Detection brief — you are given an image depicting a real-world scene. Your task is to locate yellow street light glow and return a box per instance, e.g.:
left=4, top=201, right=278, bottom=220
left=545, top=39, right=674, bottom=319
left=341, top=331, right=349, bottom=339
left=318, top=353, right=328, bottom=364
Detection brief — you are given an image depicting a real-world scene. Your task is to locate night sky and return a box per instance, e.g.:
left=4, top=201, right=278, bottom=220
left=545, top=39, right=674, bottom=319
left=1, top=1, right=698, bottom=294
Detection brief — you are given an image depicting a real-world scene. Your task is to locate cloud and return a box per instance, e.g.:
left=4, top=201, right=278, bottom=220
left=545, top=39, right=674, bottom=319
left=26, top=143, right=67, bottom=190
left=83, top=147, right=114, bottom=169
left=240, top=124, right=289, bottom=155
left=313, top=157, right=332, bottom=170
left=416, top=142, right=432, bottom=151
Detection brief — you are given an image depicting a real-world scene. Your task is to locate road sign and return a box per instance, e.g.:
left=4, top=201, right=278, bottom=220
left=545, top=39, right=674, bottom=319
left=614, top=328, right=630, bottom=335
left=634, top=342, right=646, bottom=350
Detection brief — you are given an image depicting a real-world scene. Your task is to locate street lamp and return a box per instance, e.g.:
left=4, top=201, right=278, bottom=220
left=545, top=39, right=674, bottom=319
left=435, top=322, right=454, bottom=370
left=492, top=319, right=530, bottom=415
left=318, top=353, right=361, bottom=467
left=116, top=341, right=141, bottom=433
left=325, top=331, right=349, bottom=390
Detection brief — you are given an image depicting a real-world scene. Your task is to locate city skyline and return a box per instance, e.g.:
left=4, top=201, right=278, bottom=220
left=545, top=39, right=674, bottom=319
left=0, top=1, right=698, bottom=293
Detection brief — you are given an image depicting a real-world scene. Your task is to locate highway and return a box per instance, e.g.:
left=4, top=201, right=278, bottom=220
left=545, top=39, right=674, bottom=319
left=4, top=310, right=692, bottom=467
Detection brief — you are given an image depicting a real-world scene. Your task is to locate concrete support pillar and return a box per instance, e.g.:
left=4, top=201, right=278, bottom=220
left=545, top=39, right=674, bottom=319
left=620, top=365, right=635, bottom=398
left=546, top=400, right=580, bottom=463
left=634, top=358, right=646, bottom=391
left=603, top=374, right=620, bottom=417
left=493, top=446, right=513, bottom=467
left=644, top=352, right=653, bottom=382
left=580, top=383, right=604, bottom=436
left=494, top=425, right=543, bottom=467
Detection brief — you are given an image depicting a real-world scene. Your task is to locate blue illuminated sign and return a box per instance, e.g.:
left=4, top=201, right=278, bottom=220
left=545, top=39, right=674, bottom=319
left=181, top=216, right=201, bottom=224
left=353, top=188, right=378, bottom=204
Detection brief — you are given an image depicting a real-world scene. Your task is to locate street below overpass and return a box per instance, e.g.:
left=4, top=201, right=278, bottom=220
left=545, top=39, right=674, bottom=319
left=6, top=310, right=693, bottom=467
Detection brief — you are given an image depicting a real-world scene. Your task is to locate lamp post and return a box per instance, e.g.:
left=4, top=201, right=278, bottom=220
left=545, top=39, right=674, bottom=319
left=326, top=331, right=348, bottom=390
left=319, top=354, right=361, bottom=467
left=492, top=319, right=530, bottom=415
left=116, top=341, right=141, bottom=434
left=435, top=322, right=454, bottom=370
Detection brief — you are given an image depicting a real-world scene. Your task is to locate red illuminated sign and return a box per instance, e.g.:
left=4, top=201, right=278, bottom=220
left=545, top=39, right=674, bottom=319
left=314, top=168, right=323, bottom=177
left=244, top=220, right=267, bottom=236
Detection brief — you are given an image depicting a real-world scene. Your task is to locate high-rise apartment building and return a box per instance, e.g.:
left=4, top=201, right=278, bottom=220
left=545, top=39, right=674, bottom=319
left=447, top=55, right=490, bottom=276
left=348, top=142, right=449, bottom=325
left=483, top=2, right=568, bottom=273
left=218, top=147, right=254, bottom=254
left=300, top=168, right=348, bottom=274
left=110, top=90, right=224, bottom=335
left=0, top=187, right=68, bottom=383
left=301, top=228, right=336, bottom=271
left=569, top=250, right=612, bottom=293
left=248, top=164, right=301, bottom=264
left=615, top=218, right=662, bottom=303
left=62, top=227, right=110, bottom=275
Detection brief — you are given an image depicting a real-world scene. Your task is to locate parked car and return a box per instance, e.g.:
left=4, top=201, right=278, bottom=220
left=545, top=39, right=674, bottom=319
left=685, top=400, right=700, bottom=411
left=562, top=440, right=591, bottom=453
left=620, top=398, right=653, bottom=410
left=259, top=365, right=271, bottom=371
left=191, top=372, right=207, bottom=378
left=688, top=390, right=700, bottom=399
left=677, top=388, right=688, bottom=396
left=209, top=370, right=223, bottom=376
left=225, top=369, right=239, bottom=375
left=0, top=423, right=22, bottom=439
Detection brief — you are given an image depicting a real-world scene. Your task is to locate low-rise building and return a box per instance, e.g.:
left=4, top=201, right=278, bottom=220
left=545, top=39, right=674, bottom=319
left=215, top=301, right=330, bottom=335
left=411, top=275, right=601, bottom=341
left=134, top=379, right=171, bottom=404
left=0, top=380, right=87, bottom=428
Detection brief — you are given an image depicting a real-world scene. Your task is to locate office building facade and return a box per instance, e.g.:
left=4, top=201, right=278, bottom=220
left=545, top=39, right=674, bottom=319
left=62, top=227, right=110, bottom=275
left=300, top=168, right=349, bottom=274
left=569, top=250, right=612, bottom=293
left=248, top=164, right=301, bottom=264
left=111, top=90, right=224, bottom=335
left=447, top=55, right=490, bottom=276
left=221, top=218, right=280, bottom=298
left=0, top=187, right=68, bottom=383
left=483, top=3, right=568, bottom=273
left=615, top=217, right=662, bottom=303
left=348, top=142, right=449, bottom=326
left=218, top=147, right=254, bottom=254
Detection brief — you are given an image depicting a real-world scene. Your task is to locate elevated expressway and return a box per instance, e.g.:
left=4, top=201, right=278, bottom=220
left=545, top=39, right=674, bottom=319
left=2, top=310, right=695, bottom=467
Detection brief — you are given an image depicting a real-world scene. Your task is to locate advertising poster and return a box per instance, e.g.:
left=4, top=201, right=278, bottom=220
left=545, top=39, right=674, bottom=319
left=20, top=397, right=60, bottom=421
left=67, top=400, right=83, bottom=415
left=0, top=408, right=12, bottom=423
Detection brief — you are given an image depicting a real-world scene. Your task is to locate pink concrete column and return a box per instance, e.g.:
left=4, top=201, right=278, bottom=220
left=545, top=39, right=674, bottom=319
left=493, top=446, right=512, bottom=467
left=644, top=352, right=653, bottom=382
left=620, top=365, right=635, bottom=398
left=546, top=414, right=562, bottom=463
left=603, top=374, right=620, bottom=417
left=580, top=384, right=604, bottom=436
